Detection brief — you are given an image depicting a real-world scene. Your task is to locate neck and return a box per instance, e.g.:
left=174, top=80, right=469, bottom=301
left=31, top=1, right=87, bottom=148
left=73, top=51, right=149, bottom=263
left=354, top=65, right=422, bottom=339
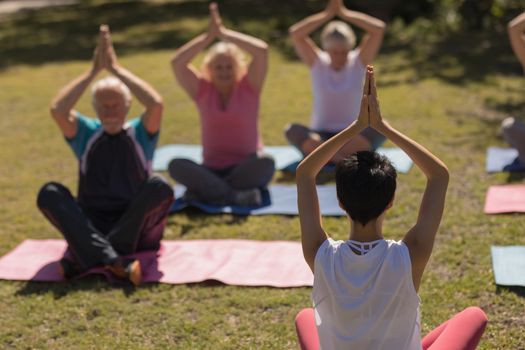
left=330, top=63, right=345, bottom=71
left=349, top=219, right=383, bottom=242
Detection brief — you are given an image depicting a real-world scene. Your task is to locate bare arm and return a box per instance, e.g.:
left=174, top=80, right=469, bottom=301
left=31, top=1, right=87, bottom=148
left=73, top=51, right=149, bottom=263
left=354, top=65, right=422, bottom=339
left=296, top=71, right=371, bottom=272
left=170, top=33, right=214, bottom=100
left=101, top=26, right=163, bottom=134
left=210, top=4, right=268, bottom=93
left=288, top=0, right=338, bottom=67
left=367, top=71, right=449, bottom=291
left=111, top=65, right=163, bottom=135
left=508, top=12, right=525, bottom=71
left=50, top=28, right=104, bottom=138
left=220, top=28, right=268, bottom=92
left=337, top=2, right=385, bottom=66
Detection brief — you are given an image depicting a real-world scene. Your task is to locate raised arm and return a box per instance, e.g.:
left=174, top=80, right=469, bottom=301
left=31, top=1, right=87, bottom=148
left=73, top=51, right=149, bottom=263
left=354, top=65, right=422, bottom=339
left=170, top=11, right=217, bottom=100
left=367, top=69, right=449, bottom=291
left=288, top=0, right=338, bottom=67
left=49, top=27, right=104, bottom=138
left=101, top=26, right=163, bottom=135
left=337, top=0, right=385, bottom=66
left=296, top=72, right=370, bottom=272
left=508, top=12, right=525, bottom=71
left=212, top=3, right=268, bottom=93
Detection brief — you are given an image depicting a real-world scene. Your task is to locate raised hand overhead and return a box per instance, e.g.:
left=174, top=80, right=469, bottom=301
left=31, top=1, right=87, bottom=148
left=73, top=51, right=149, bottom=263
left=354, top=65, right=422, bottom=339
left=207, top=2, right=222, bottom=39
left=99, top=25, right=120, bottom=73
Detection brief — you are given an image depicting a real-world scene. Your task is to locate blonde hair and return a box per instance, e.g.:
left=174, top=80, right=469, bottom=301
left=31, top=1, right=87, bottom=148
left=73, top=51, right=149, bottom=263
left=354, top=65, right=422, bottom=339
left=321, top=21, right=356, bottom=50
left=91, top=76, right=131, bottom=106
left=201, top=41, right=247, bottom=81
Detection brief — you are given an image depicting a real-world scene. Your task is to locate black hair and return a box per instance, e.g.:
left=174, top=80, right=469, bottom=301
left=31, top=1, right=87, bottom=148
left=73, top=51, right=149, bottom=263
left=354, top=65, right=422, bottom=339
left=335, top=151, right=397, bottom=225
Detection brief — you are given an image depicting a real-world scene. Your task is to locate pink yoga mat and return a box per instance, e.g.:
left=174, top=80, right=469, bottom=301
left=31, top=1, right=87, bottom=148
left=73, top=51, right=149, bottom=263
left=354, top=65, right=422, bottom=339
left=0, top=239, right=313, bottom=288
left=484, top=184, right=525, bottom=214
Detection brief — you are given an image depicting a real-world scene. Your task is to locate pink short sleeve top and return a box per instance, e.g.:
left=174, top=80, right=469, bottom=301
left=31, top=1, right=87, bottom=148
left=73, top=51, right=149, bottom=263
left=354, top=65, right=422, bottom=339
left=195, top=75, right=263, bottom=169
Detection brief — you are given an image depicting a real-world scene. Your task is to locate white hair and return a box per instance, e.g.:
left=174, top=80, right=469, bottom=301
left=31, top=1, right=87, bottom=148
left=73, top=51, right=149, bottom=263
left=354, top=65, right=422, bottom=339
left=201, top=41, right=247, bottom=81
left=91, top=76, right=131, bottom=105
left=321, top=21, right=356, bottom=50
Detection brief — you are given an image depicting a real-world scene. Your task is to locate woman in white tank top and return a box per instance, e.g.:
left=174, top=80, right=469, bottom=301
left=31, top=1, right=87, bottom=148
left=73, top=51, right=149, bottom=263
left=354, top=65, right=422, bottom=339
left=285, top=0, right=386, bottom=164
left=295, top=67, right=487, bottom=350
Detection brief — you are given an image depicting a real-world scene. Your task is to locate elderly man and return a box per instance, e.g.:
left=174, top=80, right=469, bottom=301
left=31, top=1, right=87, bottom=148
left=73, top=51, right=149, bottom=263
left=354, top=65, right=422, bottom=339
left=37, top=25, right=173, bottom=285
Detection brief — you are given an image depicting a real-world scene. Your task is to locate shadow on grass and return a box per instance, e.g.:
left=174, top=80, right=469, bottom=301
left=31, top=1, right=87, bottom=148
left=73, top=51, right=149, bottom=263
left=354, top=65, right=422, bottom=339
left=381, top=29, right=522, bottom=86
left=15, top=276, right=139, bottom=299
left=0, top=0, right=324, bottom=70
left=506, top=172, right=525, bottom=183
left=0, top=0, right=522, bottom=88
left=172, top=208, right=248, bottom=236
left=496, top=285, right=525, bottom=298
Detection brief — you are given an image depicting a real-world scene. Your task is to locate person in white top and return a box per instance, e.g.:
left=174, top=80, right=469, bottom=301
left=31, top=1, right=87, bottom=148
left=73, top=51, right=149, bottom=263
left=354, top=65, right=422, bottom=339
left=295, top=67, right=487, bottom=350
left=286, top=0, right=386, bottom=164
left=500, top=12, right=525, bottom=171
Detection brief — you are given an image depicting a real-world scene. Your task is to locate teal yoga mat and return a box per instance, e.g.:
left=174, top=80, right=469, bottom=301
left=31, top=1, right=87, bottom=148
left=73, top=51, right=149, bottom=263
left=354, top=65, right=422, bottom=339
left=486, top=147, right=523, bottom=173
left=153, top=144, right=413, bottom=173
left=491, top=246, right=525, bottom=287
left=171, top=184, right=346, bottom=216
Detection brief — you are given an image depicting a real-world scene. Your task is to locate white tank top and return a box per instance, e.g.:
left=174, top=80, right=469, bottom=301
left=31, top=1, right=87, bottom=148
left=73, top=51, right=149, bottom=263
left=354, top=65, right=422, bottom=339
left=310, top=50, right=366, bottom=132
left=313, top=238, right=422, bottom=350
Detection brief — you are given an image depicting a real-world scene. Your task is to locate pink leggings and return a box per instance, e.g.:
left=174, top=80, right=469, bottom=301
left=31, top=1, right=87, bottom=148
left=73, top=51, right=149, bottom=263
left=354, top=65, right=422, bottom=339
left=295, top=307, right=487, bottom=350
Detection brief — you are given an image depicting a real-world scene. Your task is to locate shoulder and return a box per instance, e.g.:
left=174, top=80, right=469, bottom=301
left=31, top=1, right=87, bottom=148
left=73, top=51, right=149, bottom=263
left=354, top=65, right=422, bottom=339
left=238, top=74, right=258, bottom=96
left=385, top=240, right=413, bottom=269
left=312, top=51, right=330, bottom=70
left=314, top=238, right=343, bottom=266
left=196, top=78, right=214, bottom=100
left=76, top=112, right=101, bottom=130
left=348, top=49, right=365, bottom=70
left=69, top=112, right=101, bottom=141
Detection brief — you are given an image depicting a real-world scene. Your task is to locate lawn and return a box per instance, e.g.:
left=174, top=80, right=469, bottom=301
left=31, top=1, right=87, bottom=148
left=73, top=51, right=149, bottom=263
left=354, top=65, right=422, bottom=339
left=0, top=1, right=524, bottom=349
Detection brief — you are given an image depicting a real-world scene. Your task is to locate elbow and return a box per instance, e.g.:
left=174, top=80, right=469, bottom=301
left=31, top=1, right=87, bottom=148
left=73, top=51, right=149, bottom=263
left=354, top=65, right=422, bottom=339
left=371, top=21, right=386, bottom=36
left=376, top=20, right=386, bottom=32
left=49, top=102, right=62, bottom=119
left=296, top=161, right=313, bottom=182
left=289, top=26, right=301, bottom=40
left=151, top=97, right=164, bottom=113
left=258, top=41, right=269, bottom=52
left=296, top=163, right=307, bottom=181
left=170, top=52, right=182, bottom=67
left=433, top=165, right=450, bottom=185
left=507, top=22, right=516, bottom=35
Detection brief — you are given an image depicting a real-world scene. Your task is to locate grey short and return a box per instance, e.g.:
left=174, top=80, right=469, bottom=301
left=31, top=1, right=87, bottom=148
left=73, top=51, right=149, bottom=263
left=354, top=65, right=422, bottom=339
left=284, top=123, right=386, bottom=151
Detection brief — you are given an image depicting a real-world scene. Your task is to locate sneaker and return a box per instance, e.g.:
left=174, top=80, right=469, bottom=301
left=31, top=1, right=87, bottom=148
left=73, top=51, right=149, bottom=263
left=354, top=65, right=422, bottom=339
left=503, top=157, right=525, bottom=172
left=105, top=258, right=142, bottom=286
left=58, top=258, right=83, bottom=280
left=233, top=188, right=263, bottom=207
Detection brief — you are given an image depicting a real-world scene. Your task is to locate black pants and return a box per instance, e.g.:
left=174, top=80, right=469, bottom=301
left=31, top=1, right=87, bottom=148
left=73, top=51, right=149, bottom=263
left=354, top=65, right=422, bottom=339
left=37, top=176, right=174, bottom=270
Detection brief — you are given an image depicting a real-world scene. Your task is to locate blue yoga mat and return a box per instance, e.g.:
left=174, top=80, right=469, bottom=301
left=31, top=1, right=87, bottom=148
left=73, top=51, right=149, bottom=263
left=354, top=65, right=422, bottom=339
left=153, top=144, right=413, bottom=174
left=486, top=147, right=522, bottom=173
left=491, top=246, right=525, bottom=287
left=171, top=184, right=346, bottom=216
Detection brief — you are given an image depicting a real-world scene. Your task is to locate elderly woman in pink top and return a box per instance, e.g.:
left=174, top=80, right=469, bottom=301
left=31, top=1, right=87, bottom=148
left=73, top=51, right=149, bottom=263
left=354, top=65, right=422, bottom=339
left=285, top=0, right=386, bottom=163
left=169, top=3, right=274, bottom=206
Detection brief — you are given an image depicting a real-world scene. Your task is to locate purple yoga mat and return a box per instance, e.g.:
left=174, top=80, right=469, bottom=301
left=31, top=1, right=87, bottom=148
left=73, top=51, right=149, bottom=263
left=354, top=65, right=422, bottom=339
left=0, top=239, right=313, bottom=288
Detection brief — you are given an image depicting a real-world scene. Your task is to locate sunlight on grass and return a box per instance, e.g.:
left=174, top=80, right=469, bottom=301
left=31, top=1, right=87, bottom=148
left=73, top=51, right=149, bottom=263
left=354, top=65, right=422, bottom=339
left=0, top=2, right=524, bottom=349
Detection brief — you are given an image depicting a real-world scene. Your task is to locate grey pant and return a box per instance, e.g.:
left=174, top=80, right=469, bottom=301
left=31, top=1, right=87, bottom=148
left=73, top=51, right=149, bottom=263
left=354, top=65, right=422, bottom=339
left=284, top=123, right=386, bottom=152
left=168, top=154, right=275, bottom=205
left=501, top=117, right=525, bottom=163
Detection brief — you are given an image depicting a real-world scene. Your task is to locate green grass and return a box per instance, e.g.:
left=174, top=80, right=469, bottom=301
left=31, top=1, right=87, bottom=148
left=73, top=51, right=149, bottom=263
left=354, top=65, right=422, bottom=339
left=1, top=1, right=525, bottom=349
